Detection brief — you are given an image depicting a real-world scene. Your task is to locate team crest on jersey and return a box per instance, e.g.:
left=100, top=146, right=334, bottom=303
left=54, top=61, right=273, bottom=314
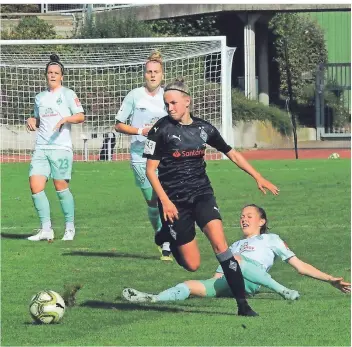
left=200, top=128, right=208, bottom=142
left=56, top=96, right=62, bottom=105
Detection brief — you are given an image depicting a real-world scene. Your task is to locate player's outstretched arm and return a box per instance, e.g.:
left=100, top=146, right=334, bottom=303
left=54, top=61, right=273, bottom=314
left=288, top=256, right=351, bottom=293
left=225, top=149, right=280, bottom=195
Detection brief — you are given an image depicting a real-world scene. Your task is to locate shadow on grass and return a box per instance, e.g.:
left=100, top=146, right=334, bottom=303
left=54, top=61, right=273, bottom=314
left=1, top=232, right=33, bottom=239
left=80, top=300, right=234, bottom=316
left=62, top=251, right=157, bottom=260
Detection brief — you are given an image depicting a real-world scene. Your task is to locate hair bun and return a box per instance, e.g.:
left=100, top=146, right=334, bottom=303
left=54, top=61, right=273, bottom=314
left=50, top=54, right=60, bottom=62
left=175, top=77, right=185, bottom=83
left=147, top=51, right=162, bottom=63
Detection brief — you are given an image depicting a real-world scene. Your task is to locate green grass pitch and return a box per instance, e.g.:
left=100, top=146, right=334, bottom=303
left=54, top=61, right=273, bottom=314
left=1, top=159, right=351, bottom=346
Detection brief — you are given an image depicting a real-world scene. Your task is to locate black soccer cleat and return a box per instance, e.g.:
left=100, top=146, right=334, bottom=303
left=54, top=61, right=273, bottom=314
left=237, top=300, right=259, bottom=317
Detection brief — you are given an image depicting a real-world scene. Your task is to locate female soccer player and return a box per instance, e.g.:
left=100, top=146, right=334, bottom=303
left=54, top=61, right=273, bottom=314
left=123, top=204, right=351, bottom=303
left=26, top=54, right=85, bottom=241
left=143, top=78, right=282, bottom=316
left=115, top=51, right=172, bottom=261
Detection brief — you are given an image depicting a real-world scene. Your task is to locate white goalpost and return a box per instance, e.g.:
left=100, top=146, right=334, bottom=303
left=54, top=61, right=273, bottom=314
left=0, top=37, right=235, bottom=162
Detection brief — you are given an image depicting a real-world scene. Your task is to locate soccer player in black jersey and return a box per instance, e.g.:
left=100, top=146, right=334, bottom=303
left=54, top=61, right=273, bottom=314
left=143, top=78, right=279, bottom=316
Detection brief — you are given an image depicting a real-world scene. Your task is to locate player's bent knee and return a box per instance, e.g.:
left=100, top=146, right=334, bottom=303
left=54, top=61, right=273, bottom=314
left=184, top=265, right=199, bottom=272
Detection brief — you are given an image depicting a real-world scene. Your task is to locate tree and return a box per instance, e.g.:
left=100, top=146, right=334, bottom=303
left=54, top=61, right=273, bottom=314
left=1, top=16, right=56, bottom=40
left=269, top=13, right=328, bottom=103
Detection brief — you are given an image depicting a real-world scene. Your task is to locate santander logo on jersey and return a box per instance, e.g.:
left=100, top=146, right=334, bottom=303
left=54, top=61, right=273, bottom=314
left=172, top=149, right=205, bottom=158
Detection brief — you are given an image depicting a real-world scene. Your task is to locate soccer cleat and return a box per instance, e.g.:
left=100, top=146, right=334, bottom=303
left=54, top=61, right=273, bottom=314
left=62, top=228, right=75, bottom=241
left=237, top=299, right=259, bottom=317
left=28, top=228, right=54, bottom=241
left=122, top=288, right=157, bottom=303
left=281, top=289, right=300, bottom=301
left=160, top=249, right=173, bottom=262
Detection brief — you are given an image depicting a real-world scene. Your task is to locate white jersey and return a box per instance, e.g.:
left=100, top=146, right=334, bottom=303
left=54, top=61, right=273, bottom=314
left=34, top=86, right=84, bottom=151
left=216, top=233, right=295, bottom=274
left=115, top=86, right=167, bottom=163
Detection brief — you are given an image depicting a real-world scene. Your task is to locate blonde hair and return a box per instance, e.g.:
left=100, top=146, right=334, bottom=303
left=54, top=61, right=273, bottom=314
left=164, top=77, right=190, bottom=96
left=145, top=51, right=163, bottom=70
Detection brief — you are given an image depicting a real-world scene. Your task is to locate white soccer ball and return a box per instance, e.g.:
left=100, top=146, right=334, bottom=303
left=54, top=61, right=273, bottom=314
left=328, top=152, right=340, bottom=159
left=29, top=290, right=65, bottom=324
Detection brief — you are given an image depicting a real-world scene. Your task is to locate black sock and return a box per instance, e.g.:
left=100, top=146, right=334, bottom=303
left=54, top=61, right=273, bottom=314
left=216, top=249, right=247, bottom=306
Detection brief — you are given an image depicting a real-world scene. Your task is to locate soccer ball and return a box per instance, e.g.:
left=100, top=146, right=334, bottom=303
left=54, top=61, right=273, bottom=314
left=29, top=290, right=65, bottom=324
left=328, top=152, right=340, bottom=159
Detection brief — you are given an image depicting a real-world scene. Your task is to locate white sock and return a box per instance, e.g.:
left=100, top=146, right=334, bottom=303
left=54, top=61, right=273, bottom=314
left=42, top=221, right=52, bottom=232
left=66, top=222, right=75, bottom=230
left=162, top=242, right=171, bottom=252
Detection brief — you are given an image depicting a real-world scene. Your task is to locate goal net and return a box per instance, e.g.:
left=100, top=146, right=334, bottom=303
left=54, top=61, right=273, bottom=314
left=0, top=37, right=235, bottom=162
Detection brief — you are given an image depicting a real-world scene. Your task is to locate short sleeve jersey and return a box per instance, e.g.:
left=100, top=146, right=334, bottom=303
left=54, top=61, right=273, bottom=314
left=34, top=86, right=84, bottom=151
left=115, top=87, right=167, bottom=163
left=143, top=115, right=232, bottom=204
left=216, top=233, right=295, bottom=274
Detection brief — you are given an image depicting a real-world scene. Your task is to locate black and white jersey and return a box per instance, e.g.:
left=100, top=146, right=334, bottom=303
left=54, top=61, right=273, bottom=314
left=143, top=115, right=232, bottom=204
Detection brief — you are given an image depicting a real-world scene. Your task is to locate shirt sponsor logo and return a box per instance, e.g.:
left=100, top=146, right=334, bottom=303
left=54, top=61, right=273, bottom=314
left=43, top=108, right=59, bottom=117
left=144, top=139, right=156, bottom=155
left=172, top=149, right=205, bottom=158
left=239, top=241, right=255, bottom=253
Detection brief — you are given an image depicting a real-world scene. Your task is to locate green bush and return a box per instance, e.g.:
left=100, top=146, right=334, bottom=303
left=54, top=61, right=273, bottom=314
left=1, top=16, right=56, bottom=40
left=78, top=10, right=154, bottom=38
left=150, top=15, right=220, bottom=37
left=232, top=89, right=292, bottom=136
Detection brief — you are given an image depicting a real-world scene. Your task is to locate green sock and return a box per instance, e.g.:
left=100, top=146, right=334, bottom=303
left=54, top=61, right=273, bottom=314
left=155, top=283, right=190, bottom=302
left=147, top=206, right=162, bottom=232
left=57, top=188, right=74, bottom=223
left=240, top=258, right=288, bottom=294
left=32, top=191, right=51, bottom=230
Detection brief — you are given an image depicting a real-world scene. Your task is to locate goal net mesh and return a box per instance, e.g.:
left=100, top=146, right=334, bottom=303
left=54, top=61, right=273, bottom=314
left=1, top=38, right=230, bottom=162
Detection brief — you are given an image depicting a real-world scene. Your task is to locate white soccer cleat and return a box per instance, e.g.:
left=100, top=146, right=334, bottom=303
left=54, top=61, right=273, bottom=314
left=122, top=288, right=157, bottom=303
left=28, top=229, right=54, bottom=241
left=281, top=289, right=300, bottom=301
left=62, top=228, right=75, bottom=241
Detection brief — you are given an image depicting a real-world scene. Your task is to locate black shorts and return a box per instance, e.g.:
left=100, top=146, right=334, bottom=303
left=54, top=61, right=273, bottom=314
left=158, top=194, right=222, bottom=246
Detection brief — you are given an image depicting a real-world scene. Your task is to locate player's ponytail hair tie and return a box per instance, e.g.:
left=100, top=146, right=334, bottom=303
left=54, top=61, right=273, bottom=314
left=45, top=54, right=65, bottom=75
left=164, top=78, right=190, bottom=96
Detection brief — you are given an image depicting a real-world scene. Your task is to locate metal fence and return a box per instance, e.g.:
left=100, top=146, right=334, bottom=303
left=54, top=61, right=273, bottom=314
left=315, top=63, right=351, bottom=139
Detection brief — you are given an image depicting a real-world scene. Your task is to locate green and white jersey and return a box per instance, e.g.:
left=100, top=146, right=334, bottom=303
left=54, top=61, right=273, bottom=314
left=216, top=233, right=295, bottom=273
left=115, top=86, right=167, bottom=163
left=34, top=86, right=84, bottom=152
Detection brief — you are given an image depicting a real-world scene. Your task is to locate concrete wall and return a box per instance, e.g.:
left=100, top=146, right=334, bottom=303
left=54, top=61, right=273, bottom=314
left=1, top=122, right=316, bottom=152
